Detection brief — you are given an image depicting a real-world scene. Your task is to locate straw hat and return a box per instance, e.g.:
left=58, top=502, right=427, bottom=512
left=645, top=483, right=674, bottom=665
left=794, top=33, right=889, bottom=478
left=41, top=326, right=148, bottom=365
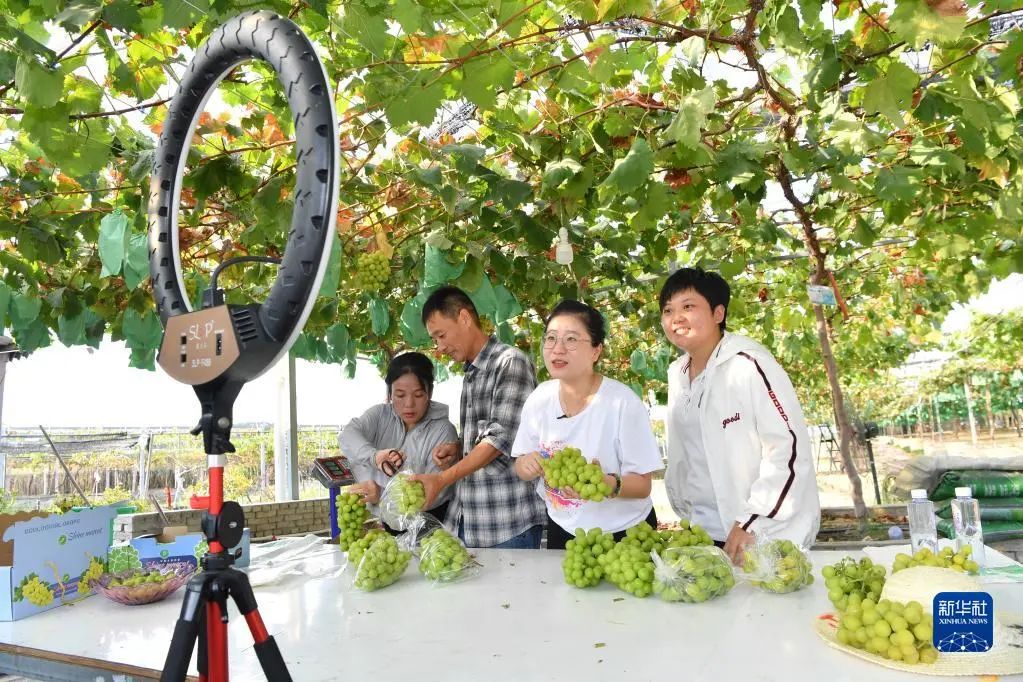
left=815, top=611, right=1023, bottom=676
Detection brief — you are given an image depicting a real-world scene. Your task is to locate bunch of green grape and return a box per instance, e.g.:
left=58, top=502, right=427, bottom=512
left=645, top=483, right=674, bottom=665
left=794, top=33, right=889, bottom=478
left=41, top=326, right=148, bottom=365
left=563, top=527, right=614, bottom=588
left=893, top=546, right=980, bottom=575
left=836, top=598, right=938, bottom=664
left=18, top=574, right=54, bottom=606
left=393, top=475, right=427, bottom=515
left=653, top=546, right=735, bottom=603
left=347, top=529, right=389, bottom=568
left=108, top=569, right=175, bottom=588
left=108, top=545, right=143, bottom=574
left=336, top=491, right=369, bottom=551
left=79, top=555, right=106, bottom=588
left=596, top=523, right=664, bottom=597
left=822, top=556, right=886, bottom=612
left=541, top=447, right=612, bottom=501
left=353, top=535, right=412, bottom=591
left=354, top=252, right=391, bottom=292
left=663, top=519, right=714, bottom=548
left=742, top=539, right=814, bottom=593
left=419, top=529, right=475, bottom=582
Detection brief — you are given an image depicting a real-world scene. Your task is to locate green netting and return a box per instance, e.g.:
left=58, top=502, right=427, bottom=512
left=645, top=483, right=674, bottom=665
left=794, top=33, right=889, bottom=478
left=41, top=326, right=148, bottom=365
left=937, top=518, right=1023, bottom=542
left=935, top=497, right=1023, bottom=521
left=930, top=471, right=1023, bottom=501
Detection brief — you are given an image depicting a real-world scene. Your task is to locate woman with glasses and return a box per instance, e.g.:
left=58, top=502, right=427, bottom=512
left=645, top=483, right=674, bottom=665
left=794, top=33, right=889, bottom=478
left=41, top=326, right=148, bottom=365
left=339, top=351, right=459, bottom=532
left=512, top=300, right=663, bottom=549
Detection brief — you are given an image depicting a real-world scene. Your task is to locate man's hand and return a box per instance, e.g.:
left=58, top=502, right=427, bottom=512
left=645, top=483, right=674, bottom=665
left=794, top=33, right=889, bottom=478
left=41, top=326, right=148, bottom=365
left=432, top=442, right=460, bottom=470
left=348, top=480, right=381, bottom=505
left=723, top=523, right=755, bottom=566
left=514, top=452, right=544, bottom=481
left=409, top=472, right=447, bottom=509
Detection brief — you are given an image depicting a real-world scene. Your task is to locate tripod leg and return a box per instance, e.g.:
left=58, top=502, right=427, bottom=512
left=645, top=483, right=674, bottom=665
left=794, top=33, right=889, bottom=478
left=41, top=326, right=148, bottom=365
left=224, top=568, right=292, bottom=681
left=197, top=601, right=208, bottom=681
left=161, top=577, right=206, bottom=682
left=207, top=600, right=229, bottom=682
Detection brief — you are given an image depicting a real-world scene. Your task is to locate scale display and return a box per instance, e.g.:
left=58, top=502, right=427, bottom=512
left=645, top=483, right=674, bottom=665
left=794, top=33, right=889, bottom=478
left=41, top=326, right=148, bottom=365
left=313, top=456, right=356, bottom=487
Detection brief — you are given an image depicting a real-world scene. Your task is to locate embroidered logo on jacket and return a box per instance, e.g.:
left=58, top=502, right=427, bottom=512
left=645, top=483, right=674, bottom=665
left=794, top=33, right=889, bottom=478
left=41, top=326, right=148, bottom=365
left=721, top=413, right=741, bottom=429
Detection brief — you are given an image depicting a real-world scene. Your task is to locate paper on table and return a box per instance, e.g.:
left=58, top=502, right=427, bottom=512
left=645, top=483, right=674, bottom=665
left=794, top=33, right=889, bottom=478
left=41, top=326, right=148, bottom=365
left=862, top=539, right=1023, bottom=584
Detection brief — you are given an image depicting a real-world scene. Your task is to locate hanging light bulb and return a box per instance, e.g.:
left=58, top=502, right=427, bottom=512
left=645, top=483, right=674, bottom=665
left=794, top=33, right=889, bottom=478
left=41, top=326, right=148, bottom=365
left=555, top=227, right=573, bottom=265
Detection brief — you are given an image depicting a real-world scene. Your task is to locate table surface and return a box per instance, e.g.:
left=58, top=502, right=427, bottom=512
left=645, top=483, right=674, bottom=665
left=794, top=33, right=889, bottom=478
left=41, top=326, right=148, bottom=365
left=1, top=548, right=1021, bottom=681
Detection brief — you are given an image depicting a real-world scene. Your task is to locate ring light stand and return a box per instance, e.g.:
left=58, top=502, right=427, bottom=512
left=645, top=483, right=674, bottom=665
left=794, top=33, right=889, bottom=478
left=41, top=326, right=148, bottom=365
left=147, top=11, right=339, bottom=681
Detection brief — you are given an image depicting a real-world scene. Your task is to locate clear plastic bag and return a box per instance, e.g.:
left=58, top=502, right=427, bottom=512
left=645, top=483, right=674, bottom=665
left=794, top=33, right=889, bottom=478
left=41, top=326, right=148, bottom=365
left=417, top=526, right=481, bottom=585
left=378, top=471, right=427, bottom=531
left=739, top=536, right=814, bottom=594
left=651, top=545, right=736, bottom=603
left=396, top=512, right=446, bottom=555
left=352, top=534, right=412, bottom=591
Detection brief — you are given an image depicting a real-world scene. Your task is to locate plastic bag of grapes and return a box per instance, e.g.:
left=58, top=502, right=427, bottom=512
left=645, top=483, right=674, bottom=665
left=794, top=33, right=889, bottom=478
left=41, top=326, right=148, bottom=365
left=379, top=471, right=428, bottom=531
left=352, top=534, right=413, bottom=591
left=652, top=545, right=736, bottom=603
left=418, top=526, right=481, bottom=585
left=393, top=512, right=443, bottom=554
left=740, top=536, right=814, bottom=594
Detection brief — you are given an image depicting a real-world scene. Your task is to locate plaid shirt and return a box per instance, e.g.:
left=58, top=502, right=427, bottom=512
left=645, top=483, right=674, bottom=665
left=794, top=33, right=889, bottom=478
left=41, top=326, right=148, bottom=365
left=454, top=335, right=546, bottom=547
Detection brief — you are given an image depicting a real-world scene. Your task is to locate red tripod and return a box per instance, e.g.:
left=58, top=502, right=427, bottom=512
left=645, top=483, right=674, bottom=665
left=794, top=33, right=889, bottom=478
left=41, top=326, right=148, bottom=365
left=161, top=381, right=291, bottom=682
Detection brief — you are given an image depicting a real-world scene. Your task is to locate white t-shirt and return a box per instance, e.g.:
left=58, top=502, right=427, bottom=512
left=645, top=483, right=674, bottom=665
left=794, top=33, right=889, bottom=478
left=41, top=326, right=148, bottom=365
left=511, top=377, right=663, bottom=534
left=672, top=368, right=728, bottom=541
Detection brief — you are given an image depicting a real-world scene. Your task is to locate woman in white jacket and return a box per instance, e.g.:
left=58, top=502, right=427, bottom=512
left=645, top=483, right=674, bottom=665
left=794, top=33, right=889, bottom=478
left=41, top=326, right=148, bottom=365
left=659, top=267, right=820, bottom=565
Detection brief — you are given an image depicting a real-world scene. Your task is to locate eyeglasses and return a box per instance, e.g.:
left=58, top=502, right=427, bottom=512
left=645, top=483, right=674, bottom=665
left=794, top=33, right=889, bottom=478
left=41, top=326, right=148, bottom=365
left=542, top=333, right=592, bottom=351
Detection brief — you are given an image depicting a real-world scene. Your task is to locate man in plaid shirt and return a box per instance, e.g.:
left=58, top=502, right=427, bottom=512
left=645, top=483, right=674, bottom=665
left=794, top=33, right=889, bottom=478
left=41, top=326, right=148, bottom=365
left=411, top=286, right=547, bottom=548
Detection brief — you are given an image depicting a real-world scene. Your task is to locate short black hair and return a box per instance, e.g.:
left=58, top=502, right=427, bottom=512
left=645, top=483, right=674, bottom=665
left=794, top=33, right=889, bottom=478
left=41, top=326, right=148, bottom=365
left=659, top=267, right=730, bottom=332
left=421, top=286, right=480, bottom=326
left=545, top=299, right=606, bottom=346
left=385, top=351, right=434, bottom=397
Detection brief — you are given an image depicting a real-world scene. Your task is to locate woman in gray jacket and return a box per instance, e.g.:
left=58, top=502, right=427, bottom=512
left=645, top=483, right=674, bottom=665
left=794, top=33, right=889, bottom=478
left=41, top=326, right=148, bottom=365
left=339, top=351, right=460, bottom=530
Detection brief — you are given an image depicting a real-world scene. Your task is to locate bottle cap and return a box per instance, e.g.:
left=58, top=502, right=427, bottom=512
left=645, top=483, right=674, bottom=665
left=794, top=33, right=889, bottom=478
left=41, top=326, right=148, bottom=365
left=911, top=489, right=928, bottom=500
left=955, top=486, right=973, bottom=498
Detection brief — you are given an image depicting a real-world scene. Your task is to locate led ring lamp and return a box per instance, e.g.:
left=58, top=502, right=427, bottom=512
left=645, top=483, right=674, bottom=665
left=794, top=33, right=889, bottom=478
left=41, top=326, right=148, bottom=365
left=148, top=10, right=338, bottom=452
left=146, top=12, right=337, bottom=682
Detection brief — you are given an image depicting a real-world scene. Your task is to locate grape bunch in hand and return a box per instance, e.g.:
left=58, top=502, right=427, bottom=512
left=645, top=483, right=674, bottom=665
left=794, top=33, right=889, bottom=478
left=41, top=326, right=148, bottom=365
left=336, top=491, right=369, bottom=551
left=542, top=447, right=612, bottom=501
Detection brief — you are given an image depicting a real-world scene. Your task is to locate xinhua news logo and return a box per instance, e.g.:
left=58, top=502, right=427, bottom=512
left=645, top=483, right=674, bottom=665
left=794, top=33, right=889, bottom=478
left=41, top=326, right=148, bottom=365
left=933, top=592, right=994, bottom=653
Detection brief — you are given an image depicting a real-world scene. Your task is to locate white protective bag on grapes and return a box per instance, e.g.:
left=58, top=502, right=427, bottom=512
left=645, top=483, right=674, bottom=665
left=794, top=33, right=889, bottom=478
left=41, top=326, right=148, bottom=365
left=417, top=526, right=482, bottom=585
left=739, top=536, right=814, bottom=594
left=352, top=534, right=412, bottom=591
left=379, top=471, right=428, bottom=531
left=651, top=545, right=736, bottom=603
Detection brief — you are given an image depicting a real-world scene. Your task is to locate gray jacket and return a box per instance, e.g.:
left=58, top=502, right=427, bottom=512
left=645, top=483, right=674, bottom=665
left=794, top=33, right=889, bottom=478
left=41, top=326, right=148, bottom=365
left=338, top=401, right=459, bottom=514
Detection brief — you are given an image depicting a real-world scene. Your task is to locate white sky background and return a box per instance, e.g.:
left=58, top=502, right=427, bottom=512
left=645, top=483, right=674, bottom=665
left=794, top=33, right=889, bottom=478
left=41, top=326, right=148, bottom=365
left=2, top=345, right=464, bottom=430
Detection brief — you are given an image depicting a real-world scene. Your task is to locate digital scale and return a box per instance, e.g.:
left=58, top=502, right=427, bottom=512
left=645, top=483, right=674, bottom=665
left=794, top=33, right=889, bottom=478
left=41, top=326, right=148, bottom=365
left=312, top=456, right=356, bottom=540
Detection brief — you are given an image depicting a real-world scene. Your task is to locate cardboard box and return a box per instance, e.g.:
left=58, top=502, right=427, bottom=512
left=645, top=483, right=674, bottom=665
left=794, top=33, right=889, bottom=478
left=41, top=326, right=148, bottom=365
left=0, top=505, right=119, bottom=621
left=121, top=526, right=251, bottom=571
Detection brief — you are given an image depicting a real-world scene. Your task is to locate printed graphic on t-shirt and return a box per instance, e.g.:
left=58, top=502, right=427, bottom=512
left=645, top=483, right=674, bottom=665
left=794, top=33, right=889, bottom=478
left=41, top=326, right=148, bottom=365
left=539, top=441, right=584, bottom=511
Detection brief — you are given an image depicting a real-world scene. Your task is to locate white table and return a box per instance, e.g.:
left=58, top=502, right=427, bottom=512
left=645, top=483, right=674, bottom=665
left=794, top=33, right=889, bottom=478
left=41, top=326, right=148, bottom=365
left=1, top=549, right=1021, bottom=681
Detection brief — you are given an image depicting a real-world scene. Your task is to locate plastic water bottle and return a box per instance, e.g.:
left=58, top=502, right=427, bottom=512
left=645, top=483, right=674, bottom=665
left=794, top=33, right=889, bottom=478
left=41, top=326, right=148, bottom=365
left=950, top=486, right=986, bottom=568
left=907, top=488, right=938, bottom=555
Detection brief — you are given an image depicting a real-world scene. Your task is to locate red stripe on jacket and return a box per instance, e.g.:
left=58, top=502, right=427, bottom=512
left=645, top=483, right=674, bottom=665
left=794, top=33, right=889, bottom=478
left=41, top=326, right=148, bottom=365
left=737, top=351, right=798, bottom=525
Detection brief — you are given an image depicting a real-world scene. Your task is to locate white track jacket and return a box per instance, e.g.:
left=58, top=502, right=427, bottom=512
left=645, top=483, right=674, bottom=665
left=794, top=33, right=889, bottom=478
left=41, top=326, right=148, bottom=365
left=665, top=332, right=821, bottom=547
